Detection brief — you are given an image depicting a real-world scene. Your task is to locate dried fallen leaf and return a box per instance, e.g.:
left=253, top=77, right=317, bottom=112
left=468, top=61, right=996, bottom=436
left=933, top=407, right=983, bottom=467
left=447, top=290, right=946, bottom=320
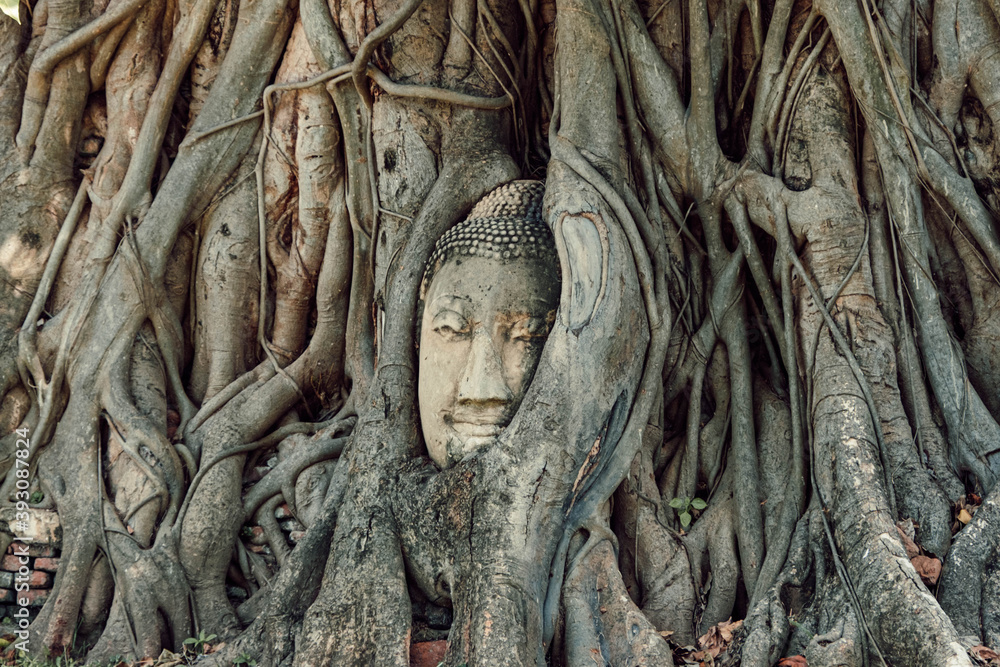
left=692, top=648, right=716, bottom=664
left=778, top=657, right=808, bottom=667
left=670, top=643, right=706, bottom=666
left=958, top=508, right=973, bottom=524
left=152, top=649, right=186, bottom=666
left=694, top=618, right=743, bottom=662
left=971, top=645, right=1000, bottom=665
left=719, top=618, right=742, bottom=641
left=912, top=555, right=942, bottom=584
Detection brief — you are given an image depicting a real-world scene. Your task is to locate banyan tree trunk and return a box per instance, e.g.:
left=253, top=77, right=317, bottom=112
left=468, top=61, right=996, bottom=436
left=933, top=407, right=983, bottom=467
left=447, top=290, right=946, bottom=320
left=0, top=0, right=999, bottom=664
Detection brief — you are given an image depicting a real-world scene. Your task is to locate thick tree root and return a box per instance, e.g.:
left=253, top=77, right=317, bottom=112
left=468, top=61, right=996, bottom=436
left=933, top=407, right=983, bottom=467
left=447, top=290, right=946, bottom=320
left=562, top=530, right=674, bottom=666
left=6, top=0, right=1000, bottom=664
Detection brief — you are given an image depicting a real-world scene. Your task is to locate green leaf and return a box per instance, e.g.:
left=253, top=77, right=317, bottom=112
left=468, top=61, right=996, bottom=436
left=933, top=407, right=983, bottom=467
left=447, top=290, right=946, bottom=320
left=0, top=0, right=20, bottom=23
left=691, top=498, right=707, bottom=510
left=680, top=511, right=691, bottom=528
left=668, top=497, right=686, bottom=509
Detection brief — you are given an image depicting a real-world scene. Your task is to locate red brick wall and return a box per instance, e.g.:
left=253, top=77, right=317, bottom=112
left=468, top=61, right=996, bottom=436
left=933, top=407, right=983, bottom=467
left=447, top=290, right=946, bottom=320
left=0, top=544, right=58, bottom=619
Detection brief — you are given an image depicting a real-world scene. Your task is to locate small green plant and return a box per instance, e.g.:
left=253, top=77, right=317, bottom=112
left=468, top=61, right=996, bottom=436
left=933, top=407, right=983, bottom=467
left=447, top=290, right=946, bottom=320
left=183, top=629, right=217, bottom=654
left=234, top=653, right=258, bottom=666
left=668, top=496, right=707, bottom=528
left=29, top=490, right=45, bottom=504
left=14, top=653, right=80, bottom=667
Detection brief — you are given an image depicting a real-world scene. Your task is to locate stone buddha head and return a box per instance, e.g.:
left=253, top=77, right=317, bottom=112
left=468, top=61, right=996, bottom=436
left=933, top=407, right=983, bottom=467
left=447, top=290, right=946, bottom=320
left=418, top=181, right=561, bottom=469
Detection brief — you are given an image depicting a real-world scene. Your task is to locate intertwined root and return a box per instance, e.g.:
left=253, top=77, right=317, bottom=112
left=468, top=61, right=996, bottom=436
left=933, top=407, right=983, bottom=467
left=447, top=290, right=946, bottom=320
left=2, top=0, right=1000, bottom=664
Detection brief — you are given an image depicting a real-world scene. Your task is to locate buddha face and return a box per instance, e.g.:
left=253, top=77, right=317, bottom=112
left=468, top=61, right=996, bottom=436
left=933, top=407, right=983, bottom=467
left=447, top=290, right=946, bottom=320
left=418, top=254, right=560, bottom=468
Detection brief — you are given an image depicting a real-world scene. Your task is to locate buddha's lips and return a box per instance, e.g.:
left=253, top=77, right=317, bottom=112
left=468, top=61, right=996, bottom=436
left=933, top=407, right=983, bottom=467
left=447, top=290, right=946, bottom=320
left=445, top=410, right=510, bottom=438
left=451, top=422, right=504, bottom=437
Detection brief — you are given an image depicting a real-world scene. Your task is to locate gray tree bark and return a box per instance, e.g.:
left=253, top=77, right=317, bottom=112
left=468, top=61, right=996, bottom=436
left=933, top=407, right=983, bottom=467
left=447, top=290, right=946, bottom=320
left=0, top=0, right=999, bottom=665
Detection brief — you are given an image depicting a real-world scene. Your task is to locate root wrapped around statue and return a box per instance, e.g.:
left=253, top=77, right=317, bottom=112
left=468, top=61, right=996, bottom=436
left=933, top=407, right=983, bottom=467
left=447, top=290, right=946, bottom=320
left=1, top=0, right=1000, bottom=664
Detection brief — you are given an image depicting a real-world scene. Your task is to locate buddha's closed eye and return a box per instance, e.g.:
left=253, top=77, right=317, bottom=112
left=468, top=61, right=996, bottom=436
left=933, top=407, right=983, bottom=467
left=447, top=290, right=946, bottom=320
left=432, top=309, right=470, bottom=340
left=508, top=316, right=549, bottom=341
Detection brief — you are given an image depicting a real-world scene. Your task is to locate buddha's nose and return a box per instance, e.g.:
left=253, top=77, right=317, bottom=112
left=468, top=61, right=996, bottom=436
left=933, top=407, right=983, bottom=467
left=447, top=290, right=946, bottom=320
left=457, top=328, right=513, bottom=405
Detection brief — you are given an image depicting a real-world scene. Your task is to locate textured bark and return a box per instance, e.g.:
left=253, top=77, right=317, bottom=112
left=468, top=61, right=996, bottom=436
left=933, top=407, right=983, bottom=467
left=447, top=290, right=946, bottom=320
left=1, top=0, right=1000, bottom=665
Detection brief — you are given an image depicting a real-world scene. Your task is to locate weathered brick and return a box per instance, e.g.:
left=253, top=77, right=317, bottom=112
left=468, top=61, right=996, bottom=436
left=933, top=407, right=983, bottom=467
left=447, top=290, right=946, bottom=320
left=274, top=504, right=293, bottom=520
left=7, top=544, right=57, bottom=557
left=1, top=555, right=28, bottom=572
left=289, top=531, right=306, bottom=543
left=32, top=557, right=58, bottom=572
left=17, top=589, right=48, bottom=607
left=0, top=572, right=11, bottom=588
left=28, top=571, right=51, bottom=587
left=0, top=589, right=13, bottom=603
left=26, top=545, right=57, bottom=558
left=410, top=641, right=447, bottom=667
left=166, top=410, right=180, bottom=440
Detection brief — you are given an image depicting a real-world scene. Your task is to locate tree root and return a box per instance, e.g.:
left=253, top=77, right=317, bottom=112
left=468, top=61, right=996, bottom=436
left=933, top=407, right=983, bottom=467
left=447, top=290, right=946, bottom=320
left=940, top=487, right=1000, bottom=644
left=8, top=0, right=1000, bottom=664
left=243, top=432, right=350, bottom=521
left=563, top=527, right=675, bottom=666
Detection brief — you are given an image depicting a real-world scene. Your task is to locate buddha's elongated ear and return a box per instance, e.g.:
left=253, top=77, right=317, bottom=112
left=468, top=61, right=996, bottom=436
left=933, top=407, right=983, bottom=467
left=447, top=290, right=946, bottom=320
left=553, top=212, right=609, bottom=333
